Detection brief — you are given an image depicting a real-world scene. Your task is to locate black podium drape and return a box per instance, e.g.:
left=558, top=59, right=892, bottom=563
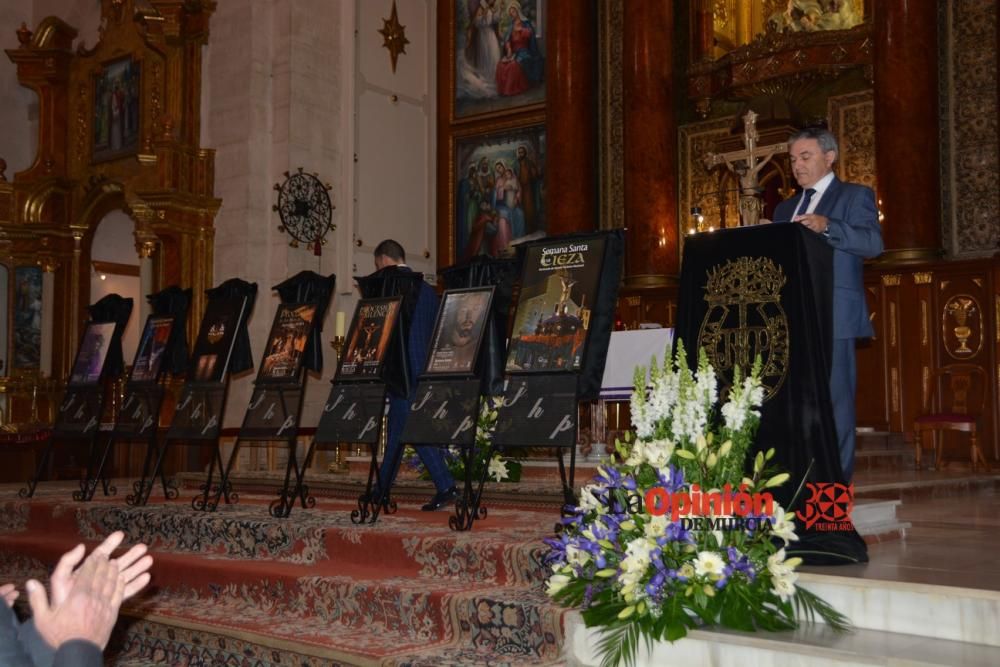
left=675, top=224, right=867, bottom=565
left=273, top=271, right=336, bottom=373
left=147, top=286, right=192, bottom=376
left=440, top=255, right=519, bottom=396
left=355, top=266, right=426, bottom=397
left=201, top=278, right=258, bottom=376
left=87, top=294, right=133, bottom=381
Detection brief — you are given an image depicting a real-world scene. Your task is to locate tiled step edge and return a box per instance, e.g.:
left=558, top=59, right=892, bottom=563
left=563, top=611, right=1000, bottom=667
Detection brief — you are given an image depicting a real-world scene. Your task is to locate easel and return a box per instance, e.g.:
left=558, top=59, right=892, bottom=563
left=402, top=378, right=484, bottom=531
left=315, top=381, right=390, bottom=523
left=164, top=278, right=257, bottom=512
left=494, top=231, right=624, bottom=519
left=22, top=295, right=133, bottom=500
left=20, top=386, right=107, bottom=499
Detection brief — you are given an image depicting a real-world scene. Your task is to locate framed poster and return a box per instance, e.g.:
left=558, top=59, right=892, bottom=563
left=191, top=295, right=250, bottom=383
left=92, top=56, right=141, bottom=163
left=337, top=297, right=402, bottom=381
left=12, top=266, right=42, bottom=370
left=68, top=321, right=117, bottom=386
left=506, top=235, right=607, bottom=373
left=258, top=303, right=318, bottom=383
left=424, top=287, right=494, bottom=376
left=453, top=0, right=546, bottom=120
left=453, top=122, right=545, bottom=263
left=129, top=315, right=174, bottom=384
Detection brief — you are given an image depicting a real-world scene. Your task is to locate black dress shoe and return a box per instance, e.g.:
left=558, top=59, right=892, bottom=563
left=421, top=486, right=459, bottom=511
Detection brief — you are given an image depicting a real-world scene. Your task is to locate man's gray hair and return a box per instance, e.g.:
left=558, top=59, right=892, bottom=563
left=788, top=127, right=839, bottom=158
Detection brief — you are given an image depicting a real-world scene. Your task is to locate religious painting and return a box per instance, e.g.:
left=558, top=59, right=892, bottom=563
left=506, top=235, right=607, bottom=373
left=425, top=287, right=494, bottom=376
left=454, top=0, right=545, bottom=119
left=454, top=123, right=545, bottom=263
left=12, top=266, right=42, bottom=370
left=129, top=316, right=174, bottom=384
left=92, top=56, right=141, bottom=163
left=191, top=295, right=250, bottom=382
left=258, top=303, right=318, bottom=383
left=337, top=297, right=402, bottom=381
left=69, top=322, right=116, bottom=386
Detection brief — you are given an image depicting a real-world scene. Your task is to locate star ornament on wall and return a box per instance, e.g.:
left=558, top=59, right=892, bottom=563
left=378, top=1, right=409, bottom=73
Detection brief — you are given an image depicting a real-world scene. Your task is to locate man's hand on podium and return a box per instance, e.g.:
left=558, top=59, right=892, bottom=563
left=794, top=212, right=830, bottom=235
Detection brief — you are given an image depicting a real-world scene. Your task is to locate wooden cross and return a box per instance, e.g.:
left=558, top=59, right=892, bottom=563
left=703, top=110, right=788, bottom=227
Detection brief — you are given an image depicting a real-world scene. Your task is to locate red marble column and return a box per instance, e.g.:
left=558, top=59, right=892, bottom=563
left=691, top=0, right=714, bottom=64
left=545, top=0, right=597, bottom=236
left=623, top=0, right=678, bottom=283
left=873, top=0, right=941, bottom=260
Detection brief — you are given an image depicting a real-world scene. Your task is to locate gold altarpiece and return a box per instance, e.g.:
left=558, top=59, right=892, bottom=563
left=0, top=0, right=218, bottom=428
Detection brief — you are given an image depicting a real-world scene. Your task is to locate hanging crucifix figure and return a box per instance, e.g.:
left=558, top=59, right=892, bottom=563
left=703, top=110, right=787, bottom=227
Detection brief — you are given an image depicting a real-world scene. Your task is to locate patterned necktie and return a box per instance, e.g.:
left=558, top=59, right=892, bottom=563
left=799, top=188, right=817, bottom=216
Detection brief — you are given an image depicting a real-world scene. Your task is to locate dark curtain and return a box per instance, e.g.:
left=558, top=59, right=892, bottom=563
left=675, top=224, right=867, bottom=565
left=202, top=278, right=258, bottom=375
left=354, top=267, right=426, bottom=396
left=147, top=285, right=192, bottom=376
left=87, top=294, right=133, bottom=380
left=273, top=271, right=337, bottom=373
left=440, top=255, right=519, bottom=396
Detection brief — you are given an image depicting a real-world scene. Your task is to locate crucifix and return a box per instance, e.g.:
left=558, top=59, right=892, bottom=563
left=703, top=110, right=788, bottom=227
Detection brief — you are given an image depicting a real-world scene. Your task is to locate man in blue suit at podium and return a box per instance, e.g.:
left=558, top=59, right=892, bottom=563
left=775, top=127, right=883, bottom=481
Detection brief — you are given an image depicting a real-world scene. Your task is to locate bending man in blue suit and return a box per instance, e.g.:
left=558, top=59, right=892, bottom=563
left=373, top=240, right=458, bottom=511
left=774, top=127, right=883, bottom=481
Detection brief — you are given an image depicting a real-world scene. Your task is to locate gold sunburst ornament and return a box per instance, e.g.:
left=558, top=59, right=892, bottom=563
left=378, top=1, right=409, bottom=73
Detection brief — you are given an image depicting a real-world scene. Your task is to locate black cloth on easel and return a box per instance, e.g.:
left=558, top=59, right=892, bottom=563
left=87, top=294, right=133, bottom=381
left=273, top=271, right=337, bottom=373
left=204, top=278, right=258, bottom=375
left=147, top=285, right=192, bottom=376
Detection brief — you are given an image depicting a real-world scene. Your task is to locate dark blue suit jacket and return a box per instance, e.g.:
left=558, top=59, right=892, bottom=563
left=1, top=602, right=103, bottom=667
left=774, top=175, right=883, bottom=339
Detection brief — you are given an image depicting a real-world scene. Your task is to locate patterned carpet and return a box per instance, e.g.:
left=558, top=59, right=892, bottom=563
left=0, top=483, right=568, bottom=666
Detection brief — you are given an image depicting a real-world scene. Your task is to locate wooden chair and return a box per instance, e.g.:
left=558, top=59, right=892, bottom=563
left=913, top=364, right=990, bottom=471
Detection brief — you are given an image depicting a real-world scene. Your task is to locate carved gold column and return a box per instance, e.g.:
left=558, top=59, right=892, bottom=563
left=39, top=257, right=58, bottom=378
left=135, top=234, right=157, bottom=323
left=70, top=230, right=83, bottom=369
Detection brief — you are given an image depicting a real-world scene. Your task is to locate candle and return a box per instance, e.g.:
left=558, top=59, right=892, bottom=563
left=335, top=311, right=345, bottom=338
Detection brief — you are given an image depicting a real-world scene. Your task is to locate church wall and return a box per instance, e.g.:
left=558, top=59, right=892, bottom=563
left=205, top=0, right=436, bottom=432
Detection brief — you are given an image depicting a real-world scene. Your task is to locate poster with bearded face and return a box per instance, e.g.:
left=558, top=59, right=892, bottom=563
left=425, top=287, right=495, bottom=375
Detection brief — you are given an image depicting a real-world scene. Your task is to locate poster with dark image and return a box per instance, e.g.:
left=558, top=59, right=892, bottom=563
left=69, top=322, right=117, bottom=385
left=337, top=297, right=402, bottom=381
left=129, top=316, right=174, bottom=384
left=425, top=287, right=494, bottom=376
left=258, top=303, right=318, bottom=382
left=506, top=236, right=607, bottom=372
left=191, top=295, right=250, bottom=382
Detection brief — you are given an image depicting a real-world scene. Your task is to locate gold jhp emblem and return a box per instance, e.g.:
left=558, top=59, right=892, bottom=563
left=698, top=257, right=789, bottom=401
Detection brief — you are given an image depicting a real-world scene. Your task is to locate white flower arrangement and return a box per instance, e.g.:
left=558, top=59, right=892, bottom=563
left=544, top=342, right=848, bottom=667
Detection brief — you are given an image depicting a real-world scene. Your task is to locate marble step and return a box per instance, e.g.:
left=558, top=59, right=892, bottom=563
left=564, top=613, right=1000, bottom=667
left=565, top=568, right=1000, bottom=665
left=796, top=572, right=1000, bottom=647
left=851, top=499, right=909, bottom=541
